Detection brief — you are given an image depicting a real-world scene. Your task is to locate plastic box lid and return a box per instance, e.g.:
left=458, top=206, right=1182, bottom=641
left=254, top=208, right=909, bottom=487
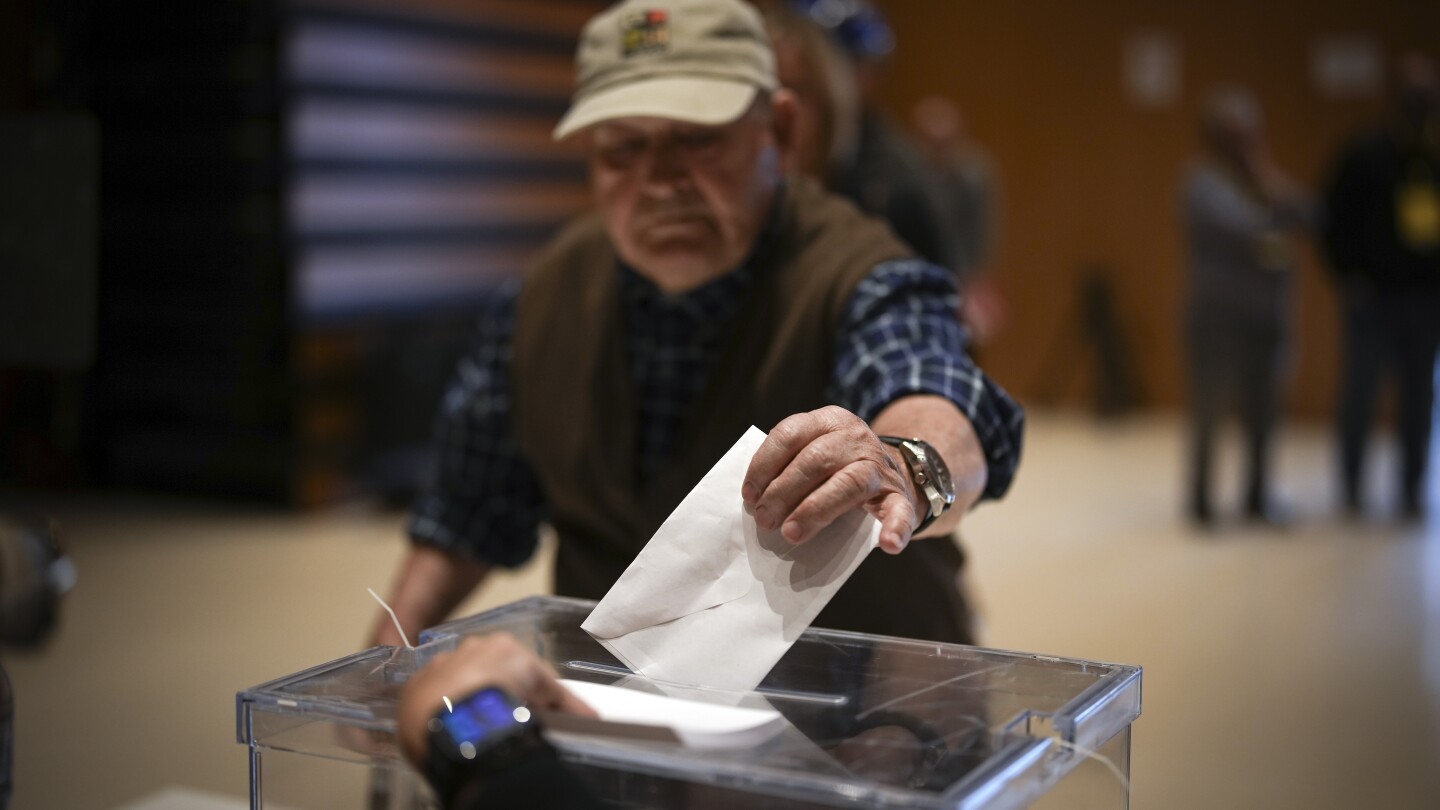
left=238, top=595, right=1141, bottom=809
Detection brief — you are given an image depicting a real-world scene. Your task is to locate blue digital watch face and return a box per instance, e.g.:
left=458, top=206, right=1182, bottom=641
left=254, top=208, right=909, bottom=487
left=440, top=688, right=522, bottom=747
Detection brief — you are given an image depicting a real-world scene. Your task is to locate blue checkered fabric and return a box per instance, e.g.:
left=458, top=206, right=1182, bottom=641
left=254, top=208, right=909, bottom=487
left=621, top=262, right=754, bottom=487
left=829, top=259, right=1024, bottom=499
left=408, top=259, right=1023, bottom=566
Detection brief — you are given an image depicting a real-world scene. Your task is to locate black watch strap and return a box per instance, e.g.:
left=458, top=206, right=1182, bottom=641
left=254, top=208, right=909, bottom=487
left=912, top=507, right=940, bottom=535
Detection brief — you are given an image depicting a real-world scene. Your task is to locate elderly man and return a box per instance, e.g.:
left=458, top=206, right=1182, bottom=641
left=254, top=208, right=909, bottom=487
left=371, top=0, right=1023, bottom=650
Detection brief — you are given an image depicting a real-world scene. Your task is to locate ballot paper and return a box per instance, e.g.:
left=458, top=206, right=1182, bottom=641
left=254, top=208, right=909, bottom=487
left=582, top=426, right=881, bottom=692
left=548, top=679, right=786, bottom=750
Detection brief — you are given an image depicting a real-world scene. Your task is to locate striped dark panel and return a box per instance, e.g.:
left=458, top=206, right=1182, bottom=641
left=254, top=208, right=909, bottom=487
left=289, top=0, right=595, bottom=321
left=287, top=0, right=602, bottom=502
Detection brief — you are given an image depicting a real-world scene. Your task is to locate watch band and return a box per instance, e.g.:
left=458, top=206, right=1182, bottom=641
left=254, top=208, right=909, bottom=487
left=876, top=435, right=955, bottom=533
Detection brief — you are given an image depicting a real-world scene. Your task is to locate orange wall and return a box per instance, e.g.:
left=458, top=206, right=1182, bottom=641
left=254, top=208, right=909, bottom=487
left=877, top=0, right=1440, bottom=418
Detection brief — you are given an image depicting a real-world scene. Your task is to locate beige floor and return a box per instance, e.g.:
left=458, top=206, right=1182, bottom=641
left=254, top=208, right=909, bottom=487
left=4, top=411, right=1438, bottom=809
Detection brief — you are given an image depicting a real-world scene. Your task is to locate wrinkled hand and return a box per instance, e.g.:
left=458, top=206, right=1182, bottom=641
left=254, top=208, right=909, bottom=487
left=397, top=633, right=597, bottom=768
left=742, top=406, right=920, bottom=555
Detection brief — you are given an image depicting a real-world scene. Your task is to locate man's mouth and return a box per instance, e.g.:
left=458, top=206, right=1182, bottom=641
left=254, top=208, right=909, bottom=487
left=640, top=207, right=710, bottom=227
left=641, top=216, right=713, bottom=243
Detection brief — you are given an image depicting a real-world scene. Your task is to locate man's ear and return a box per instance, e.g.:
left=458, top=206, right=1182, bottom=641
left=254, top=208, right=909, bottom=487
left=769, top=88, right=800, bottom=174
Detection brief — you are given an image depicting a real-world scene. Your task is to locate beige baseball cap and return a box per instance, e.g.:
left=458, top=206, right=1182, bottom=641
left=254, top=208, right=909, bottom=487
left=553, top=0, right=779, bottom=140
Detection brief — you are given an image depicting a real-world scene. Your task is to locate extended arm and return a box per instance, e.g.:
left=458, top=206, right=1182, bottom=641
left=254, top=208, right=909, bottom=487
left=370, top=546, right=491, bottom=648
left=370, top=284, right=546, bottom=647
left=743, top=259, right=1022, bottom=554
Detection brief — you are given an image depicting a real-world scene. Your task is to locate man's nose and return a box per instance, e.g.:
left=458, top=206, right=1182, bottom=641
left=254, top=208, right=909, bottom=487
left=639, top=139, right=690, bottom=195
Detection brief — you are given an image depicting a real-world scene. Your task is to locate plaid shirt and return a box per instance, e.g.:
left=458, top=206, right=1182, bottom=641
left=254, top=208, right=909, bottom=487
left=409, top=258, right=1024, bottom=566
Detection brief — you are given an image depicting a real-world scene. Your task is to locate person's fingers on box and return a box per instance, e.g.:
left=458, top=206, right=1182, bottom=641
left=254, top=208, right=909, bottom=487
left=532, top=657, right=593, bottom=706
left=489, top=647, right=595, bottom=717
left=780, top=459, right=884, bottom=543
left=493, top=651, right=542, bottom=699
left=484, top=632, right=523, bottom=658
left=439, top=634, right=519, bottom=697
left=556, top=683, right=599, bottom=718
left=528, top=662, right=599, bottom=718
left=522, top=657, right=563, bottom=701
left=466, top=635, right=595, bottom=717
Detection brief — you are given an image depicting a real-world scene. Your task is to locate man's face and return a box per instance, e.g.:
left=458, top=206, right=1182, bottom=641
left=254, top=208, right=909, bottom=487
left=587, top=102, right=782, bottom=293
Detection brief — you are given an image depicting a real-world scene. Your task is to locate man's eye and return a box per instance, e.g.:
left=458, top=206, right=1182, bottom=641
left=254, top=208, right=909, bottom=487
left=599, top=143, right=642, bottom=166
left=677, top=132, right=722, bottom=152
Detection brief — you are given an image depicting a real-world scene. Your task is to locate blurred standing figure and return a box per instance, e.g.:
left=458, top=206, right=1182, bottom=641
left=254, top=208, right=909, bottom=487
left=911, top=96, right=999, bottom=285
left=762, top=3, right=858, bottom=182
left=1322, top=53, right=1440, bottom=521
left=911, top=96, right=1007, bottom=346
left=1182, top=88, right=1311, bottom=528
left=775, top=1, right=961, bottom=270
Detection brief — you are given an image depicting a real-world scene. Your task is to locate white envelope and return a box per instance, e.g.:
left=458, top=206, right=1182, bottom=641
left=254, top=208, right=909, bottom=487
left=582, top=426, right=880, bottom=692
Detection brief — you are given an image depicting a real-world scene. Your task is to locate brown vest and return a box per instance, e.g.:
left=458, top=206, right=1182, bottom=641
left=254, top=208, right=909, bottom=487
left=512, top=177, right=972, bottom=644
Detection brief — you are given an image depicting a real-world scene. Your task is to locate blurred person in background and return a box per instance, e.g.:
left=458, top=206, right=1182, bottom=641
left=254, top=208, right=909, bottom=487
left=911, top=95, right=1007, bottom=347
left=911, top=96, right=999, bottom=288
left=1181, top=88, right=1312, bottom=529
left=774, top=0, right=961, bottom=272
left=370, top=0, right=1024, bottom=653
left=0, top=515, right=74, bottom=810
left=761, top=2, right=859, bottom=184
left=1322, top=52, right=1440, bottom=522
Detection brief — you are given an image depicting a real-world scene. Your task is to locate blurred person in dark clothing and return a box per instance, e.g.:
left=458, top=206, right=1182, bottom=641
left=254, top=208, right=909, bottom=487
left=775, top=1, right=961, bottom=271
left=911, top=95, right=1007, bottom=347
left=1322, top=53, right=1440, bottom=521
left=911, top=96, right=999, bottom=287
left=1182, top=88, right=1311, bottom=528
left=763, top=3, right=859, bottom=183
left=0, top=516, right=74, bottom=810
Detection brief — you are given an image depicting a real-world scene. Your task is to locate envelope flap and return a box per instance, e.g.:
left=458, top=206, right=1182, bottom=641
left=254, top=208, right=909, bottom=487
left=582, top=427, right=767, bottom=640
left=583, top=495, right=755, bottom=639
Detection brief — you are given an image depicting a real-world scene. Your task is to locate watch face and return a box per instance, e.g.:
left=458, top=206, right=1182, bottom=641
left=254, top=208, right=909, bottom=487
left=439, top=687, right=527, bottom=756
left=911, top=439, right=955, bottom=504
left=925, top=443, right=955, bottom=501
left=877, top=436, right=956, bottom=511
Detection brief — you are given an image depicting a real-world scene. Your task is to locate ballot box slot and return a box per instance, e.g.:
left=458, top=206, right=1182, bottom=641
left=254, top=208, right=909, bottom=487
left=563, top=660, right=849, bottom=707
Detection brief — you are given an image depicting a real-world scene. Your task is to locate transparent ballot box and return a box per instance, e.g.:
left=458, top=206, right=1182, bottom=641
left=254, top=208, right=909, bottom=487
left=237, top=596, right=1141, bottom=809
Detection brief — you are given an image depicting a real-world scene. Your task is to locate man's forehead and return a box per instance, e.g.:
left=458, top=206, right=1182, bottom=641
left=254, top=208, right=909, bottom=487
left=595, top=116, right=711, bottom=133
left=589, top=114, right=746, bottom=140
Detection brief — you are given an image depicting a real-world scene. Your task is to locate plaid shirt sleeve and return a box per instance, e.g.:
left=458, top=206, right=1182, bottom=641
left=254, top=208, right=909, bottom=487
left=407, top=280, right=546, bottom=566
left=828, top=259, right=1025, bottom=500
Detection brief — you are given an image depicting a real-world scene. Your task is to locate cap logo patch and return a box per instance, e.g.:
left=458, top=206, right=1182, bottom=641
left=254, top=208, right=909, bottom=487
left=621, top=9, right=670, bottom=57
